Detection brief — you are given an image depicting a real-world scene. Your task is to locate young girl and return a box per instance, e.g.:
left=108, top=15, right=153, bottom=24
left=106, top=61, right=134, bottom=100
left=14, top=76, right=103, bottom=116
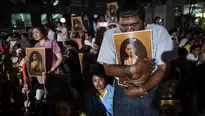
left=32, top=25, right=63, bottom=100
left=84, top=72, right=114, bottom=116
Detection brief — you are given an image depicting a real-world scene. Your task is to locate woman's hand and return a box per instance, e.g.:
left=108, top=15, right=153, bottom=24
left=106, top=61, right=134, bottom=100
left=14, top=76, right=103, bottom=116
left=48, top=67, right=55, bottom=73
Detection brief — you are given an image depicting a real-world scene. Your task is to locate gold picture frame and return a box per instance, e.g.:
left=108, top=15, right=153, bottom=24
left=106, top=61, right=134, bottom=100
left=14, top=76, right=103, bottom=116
left=26, top=48, right=52, bottom=77
left=71, top=16, right=84, bottom=32
left=113, top=30, right=153, bottom=86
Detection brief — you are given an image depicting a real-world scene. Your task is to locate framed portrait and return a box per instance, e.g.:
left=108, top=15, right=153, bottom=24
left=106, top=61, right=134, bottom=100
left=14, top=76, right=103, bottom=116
left=160, top=100, right=181, bottom=116
left=26, top=48, right=52, bottom=77
left=71, top=16, right=84, bottom=32
left=107, top=2, right=118, bottom=17
left=113, top=30, right=153, bottom=86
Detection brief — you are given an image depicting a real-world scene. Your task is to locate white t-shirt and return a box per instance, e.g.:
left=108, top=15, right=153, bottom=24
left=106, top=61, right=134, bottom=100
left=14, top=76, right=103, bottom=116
left=84, top=38, right=95, bottom=48
left=58, top=27, right=68, bottom=41
left=178, top=38, right=188, bottom=48
left=47, top=29, right=55, bottom=40
left=97, top=24, right=173, bottom=80
left=186, top=53, right=198, bottom=61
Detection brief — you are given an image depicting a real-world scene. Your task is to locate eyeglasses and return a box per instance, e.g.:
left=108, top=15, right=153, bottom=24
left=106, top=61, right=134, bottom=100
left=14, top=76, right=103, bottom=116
left=119, top=23, right=139, bottom=29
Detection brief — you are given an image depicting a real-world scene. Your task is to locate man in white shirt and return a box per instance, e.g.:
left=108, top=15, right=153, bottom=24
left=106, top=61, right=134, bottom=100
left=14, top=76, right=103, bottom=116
left=97, top=0, right=173, bottom=115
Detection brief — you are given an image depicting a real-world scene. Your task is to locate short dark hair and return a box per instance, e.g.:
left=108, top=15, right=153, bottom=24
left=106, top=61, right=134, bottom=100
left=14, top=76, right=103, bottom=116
left=32, top=25, right=48, bottom=37
left=190, top=45, right=200, bottom=52
left=169, top=28, right=178, bottom=34
left=64, top=40, right=78, bottom=49
left=117, top=0, right=145, bottom=21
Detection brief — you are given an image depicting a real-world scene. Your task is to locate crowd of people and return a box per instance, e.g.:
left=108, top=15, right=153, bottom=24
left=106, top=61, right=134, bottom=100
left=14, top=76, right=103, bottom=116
left=0, top=0, right=205, bottom=116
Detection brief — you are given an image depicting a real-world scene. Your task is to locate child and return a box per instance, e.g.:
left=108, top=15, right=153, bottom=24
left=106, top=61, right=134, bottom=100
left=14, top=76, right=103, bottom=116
left=84, top=72, right=114, bottom=116
left=186, top=45, right=201, bottom=62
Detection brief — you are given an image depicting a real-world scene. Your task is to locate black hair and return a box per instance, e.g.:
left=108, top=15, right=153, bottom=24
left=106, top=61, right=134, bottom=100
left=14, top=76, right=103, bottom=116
left=171, top=37, right=177, bottom=41
left=120, top=37, right=147, bottom=65
left=92, top=72, right=107, bottom=79
left=92, top=71, right=108, bottom=85
left=153, top=16, right=160, bottom=24
left=26, top=27, right=32, bottom=32
left=85, top=31, right=93, bottom=37
left=169, top=28, right=178, bottom=35
left=16, top=43, right=22, bottom=48
left=32, top=25, right=48, bottom=37
left=50, top=91, right=75, bottom=108
left=64, top=40, right=78, bottom=49
left=117, top=0, right=145, bottom=22
left=95, top=27, right=107, bottom=47
left=21, top=33, right=28, bottom=38
left=190, top=45, right=201, bottom=52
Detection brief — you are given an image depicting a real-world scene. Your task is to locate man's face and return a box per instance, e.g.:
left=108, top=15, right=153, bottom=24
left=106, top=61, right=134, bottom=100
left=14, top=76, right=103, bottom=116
left=92, top=75, right=106, bottom=91
left=193, top=47, right=201, bottom=56
left=119, top=16, right=144, bottom=32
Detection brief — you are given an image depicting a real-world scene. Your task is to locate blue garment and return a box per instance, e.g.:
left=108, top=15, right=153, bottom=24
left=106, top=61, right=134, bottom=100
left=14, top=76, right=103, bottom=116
left=99, top=84, right=114, bottom=116
left=113, top=79, right=161, bottom=116
left=97, top=24, right=173, bottom=116
left=84, top=84, right=114, bottom=116
left=0, top=41, right=4, bottom=45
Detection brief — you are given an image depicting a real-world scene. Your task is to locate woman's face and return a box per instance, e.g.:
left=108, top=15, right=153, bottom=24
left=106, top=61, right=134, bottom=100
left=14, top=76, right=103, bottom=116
left=193, top=47, right=201, bottom=56
left=32, top=53, right=38, bottom=60
left=92, top=75, right=106, bottom=91
left=110, top=5, right=116, bottom=15
left=55, top=101, right=72, bottom=116
left=74, top=20, right=80, bottom=28
left=32, top=28, right=44, bottom=41
left=125, top=43, right=136, bottom=57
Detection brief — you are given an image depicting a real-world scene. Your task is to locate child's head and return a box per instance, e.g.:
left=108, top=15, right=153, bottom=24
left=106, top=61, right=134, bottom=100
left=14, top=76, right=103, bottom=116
left=92, top=72, right=107, bottom=91
left=55, top=100, right=72, bottom=116
left=15, top=43, right=22, bottom=49
left=51, top=91, right=75, bottom=116
left=190, top=45, right=201, bottom=55
left=64, top=40, right=78, bottom=50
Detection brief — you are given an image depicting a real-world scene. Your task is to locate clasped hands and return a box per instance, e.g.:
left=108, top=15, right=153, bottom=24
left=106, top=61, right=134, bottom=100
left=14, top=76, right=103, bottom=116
left=124, top=58, right=155, bottom=99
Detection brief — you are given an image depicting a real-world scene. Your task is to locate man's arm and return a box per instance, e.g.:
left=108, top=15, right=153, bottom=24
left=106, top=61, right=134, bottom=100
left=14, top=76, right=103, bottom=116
left=143, top=64, right=167, bottom=91
left=103, top=58, right=152, bottom=77
left=103, top=64, right=136, bottom=77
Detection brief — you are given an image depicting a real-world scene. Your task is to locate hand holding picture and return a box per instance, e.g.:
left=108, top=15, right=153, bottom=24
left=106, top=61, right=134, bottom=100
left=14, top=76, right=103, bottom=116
left=130, top=58, right=155, bottom=80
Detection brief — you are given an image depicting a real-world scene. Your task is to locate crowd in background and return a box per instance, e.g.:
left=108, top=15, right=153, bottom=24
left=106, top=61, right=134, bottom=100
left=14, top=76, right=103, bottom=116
left=0, top=7, right=205, bottom=116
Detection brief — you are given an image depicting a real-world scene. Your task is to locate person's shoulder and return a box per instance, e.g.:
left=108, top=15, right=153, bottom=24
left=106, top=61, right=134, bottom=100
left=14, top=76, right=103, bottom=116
left=34, top=42, right=39, bottom=47
left=146, top=24, right=167, bottom=33
left=85, top=88, right=97, bottom=97
left=105, top=84, right=114, bottom=93
left=104, top=27, right=120, bottom=36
